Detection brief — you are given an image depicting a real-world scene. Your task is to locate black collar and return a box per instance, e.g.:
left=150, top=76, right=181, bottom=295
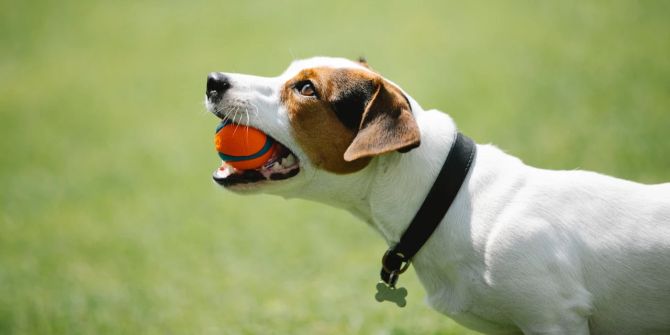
left=380, top=132, right=476, bottom=287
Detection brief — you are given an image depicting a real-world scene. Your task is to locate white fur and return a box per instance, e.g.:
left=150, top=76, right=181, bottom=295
left=207, top=57, right=670, bottom=335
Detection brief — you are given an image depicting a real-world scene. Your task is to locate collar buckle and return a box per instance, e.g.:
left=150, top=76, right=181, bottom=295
left=380, top=250, right=411, bottom=287
left=381, top=250, right=411, bottom=275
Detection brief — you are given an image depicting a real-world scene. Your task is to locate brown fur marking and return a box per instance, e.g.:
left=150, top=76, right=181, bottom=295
left=281, top=67, right=420, bottom=174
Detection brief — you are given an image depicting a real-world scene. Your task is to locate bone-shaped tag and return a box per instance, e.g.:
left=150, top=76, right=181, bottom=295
left=374, top=282, right=407, bottom=307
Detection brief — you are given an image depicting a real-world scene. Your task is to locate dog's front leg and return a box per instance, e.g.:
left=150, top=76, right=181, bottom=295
left=517, top=315, right=589, bottom=335
left=482, top=219, right=593, bottom=335
left=509, top=282, right=592, bottom=335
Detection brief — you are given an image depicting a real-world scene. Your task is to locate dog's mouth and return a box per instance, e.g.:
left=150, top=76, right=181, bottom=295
left=212, top=137, right=301, bottom=187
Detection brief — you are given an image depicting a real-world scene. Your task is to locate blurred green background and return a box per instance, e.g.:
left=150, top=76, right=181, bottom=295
left=1, top=1, right=669, bottom=334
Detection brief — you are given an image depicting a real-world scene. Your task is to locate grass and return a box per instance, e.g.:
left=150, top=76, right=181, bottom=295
left=1, top=1, right=669, bottom=334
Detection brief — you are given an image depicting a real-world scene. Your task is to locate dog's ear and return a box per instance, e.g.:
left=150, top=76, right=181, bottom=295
left=357, top=56, right=371, bottom=69
left=343, top=80, right=421, bottom=162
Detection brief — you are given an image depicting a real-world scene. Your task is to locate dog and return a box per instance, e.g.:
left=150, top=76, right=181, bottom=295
left=205, top=57, right=670, bottom=335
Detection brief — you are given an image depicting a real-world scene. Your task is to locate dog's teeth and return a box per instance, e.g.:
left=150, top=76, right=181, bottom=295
left=285, top=155, right=296, bottom=166
left=280, top=158, right=288, bottom=167
left=216, top=164, right=234, bottom=178
left=272, top=162, right=281, bottom=170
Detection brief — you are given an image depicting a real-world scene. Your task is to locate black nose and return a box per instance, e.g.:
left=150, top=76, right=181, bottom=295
left=206, top=72, right=231, bottom=99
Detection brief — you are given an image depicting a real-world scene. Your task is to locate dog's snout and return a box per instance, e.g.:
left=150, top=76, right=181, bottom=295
left=206, top=72, right=231, bottom=99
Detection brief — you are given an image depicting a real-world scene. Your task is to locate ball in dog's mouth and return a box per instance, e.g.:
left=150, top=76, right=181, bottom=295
left=213, top=136, right=301, bottom=187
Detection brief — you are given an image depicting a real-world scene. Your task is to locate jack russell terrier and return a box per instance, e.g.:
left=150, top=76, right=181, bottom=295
left=205, top=57, right=670, bottom=335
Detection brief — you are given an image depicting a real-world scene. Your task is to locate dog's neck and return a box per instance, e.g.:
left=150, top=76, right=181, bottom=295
left=282, top=109, right=459, bottom=246
left=366, top=110, right=458, bottom=244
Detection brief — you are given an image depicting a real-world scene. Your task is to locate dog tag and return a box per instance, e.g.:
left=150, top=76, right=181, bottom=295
left=375, top=282, right=407, bottom=307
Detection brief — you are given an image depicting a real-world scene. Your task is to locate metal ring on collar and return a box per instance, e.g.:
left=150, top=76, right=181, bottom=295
left=382, top=250, right=411, bottom=274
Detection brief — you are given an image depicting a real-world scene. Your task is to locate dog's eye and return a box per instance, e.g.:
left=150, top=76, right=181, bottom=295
left=295, top=81, right=316, bottom=97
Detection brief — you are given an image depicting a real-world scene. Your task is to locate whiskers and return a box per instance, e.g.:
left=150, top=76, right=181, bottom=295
left=212, top=98, right=244, bottom=124
left=210, top=99, right=267, bottom=139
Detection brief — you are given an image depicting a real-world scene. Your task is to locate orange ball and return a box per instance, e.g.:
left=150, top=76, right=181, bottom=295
left=214, top=121, right=276, bottom=170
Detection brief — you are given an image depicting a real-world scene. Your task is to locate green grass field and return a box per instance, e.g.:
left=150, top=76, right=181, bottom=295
left=1, top=1, right=669, bottom=334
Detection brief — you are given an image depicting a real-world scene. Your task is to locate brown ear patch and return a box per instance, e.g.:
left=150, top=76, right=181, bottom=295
left=343, top=81, right=420, bottom=161
left=330, top=72, right=376, bottom=130
left=281, top=68, right=371, bottom=174
left=281, top=66, right=420, bottom=174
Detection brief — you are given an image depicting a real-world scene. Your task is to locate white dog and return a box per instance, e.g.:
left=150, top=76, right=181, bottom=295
left=205, top=57, right=670, bottom=335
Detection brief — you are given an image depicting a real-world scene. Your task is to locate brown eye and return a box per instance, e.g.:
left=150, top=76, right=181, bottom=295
left=296, top=81, right=316, bottom=97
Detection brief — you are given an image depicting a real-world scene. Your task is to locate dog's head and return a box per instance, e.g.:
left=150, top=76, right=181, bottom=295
left=205, top=57, right=421, bottom=195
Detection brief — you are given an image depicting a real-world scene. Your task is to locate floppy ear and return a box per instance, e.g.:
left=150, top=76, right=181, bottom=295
left=343, top=81, right=421, bottom=162
left=357, top=56, right=371, bottom=69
